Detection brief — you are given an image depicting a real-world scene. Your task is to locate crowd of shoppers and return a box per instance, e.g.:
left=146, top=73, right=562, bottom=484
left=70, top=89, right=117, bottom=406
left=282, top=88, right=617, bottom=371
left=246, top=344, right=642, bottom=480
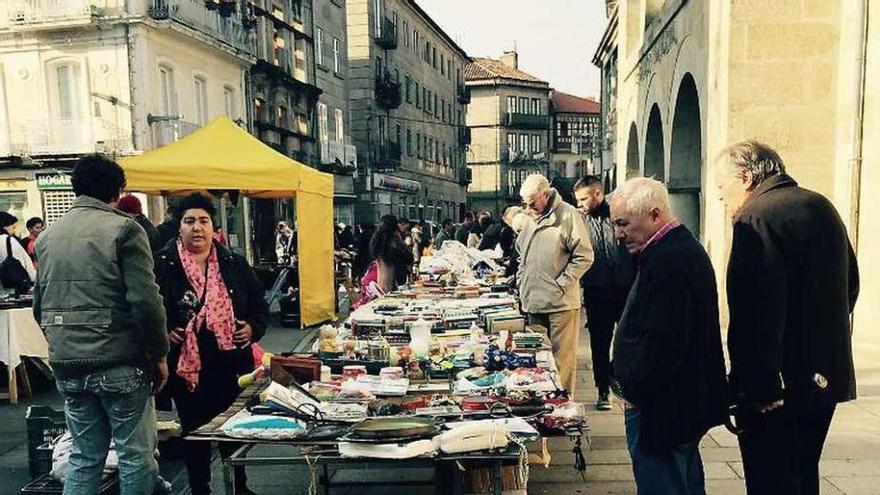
left=18, top=136, right=862, bottom=495
left=502, top=139, right=858, bottom=495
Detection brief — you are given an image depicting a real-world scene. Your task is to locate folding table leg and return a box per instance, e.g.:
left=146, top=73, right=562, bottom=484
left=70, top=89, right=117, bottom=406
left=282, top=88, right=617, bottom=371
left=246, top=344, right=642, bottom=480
left=491, top=461, right=503, bottom=495
left=18, top=362, right=32, bottom=399
left=225, top=460, right=236, bottom=495
left=7, top=364, right=17, bottom=404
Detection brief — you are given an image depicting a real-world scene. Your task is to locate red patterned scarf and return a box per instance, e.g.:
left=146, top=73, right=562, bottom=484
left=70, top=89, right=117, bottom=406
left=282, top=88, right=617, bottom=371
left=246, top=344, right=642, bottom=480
left=176, top=240, right=236, bottom=391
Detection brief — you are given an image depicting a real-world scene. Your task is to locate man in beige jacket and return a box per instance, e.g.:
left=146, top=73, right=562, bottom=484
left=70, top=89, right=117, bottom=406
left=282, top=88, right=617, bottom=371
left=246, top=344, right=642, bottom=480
left=516, top=174, right=594, bottom=393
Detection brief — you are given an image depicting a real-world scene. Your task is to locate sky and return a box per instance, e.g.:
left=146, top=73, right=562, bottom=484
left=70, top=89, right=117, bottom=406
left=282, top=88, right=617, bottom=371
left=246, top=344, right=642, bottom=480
left=416, top=0, right=609, bottom=99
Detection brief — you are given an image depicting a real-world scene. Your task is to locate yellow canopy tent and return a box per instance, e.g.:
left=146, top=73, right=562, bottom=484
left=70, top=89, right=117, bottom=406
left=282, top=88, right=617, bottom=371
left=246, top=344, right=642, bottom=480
left=119, top=116, right=335, bottom=326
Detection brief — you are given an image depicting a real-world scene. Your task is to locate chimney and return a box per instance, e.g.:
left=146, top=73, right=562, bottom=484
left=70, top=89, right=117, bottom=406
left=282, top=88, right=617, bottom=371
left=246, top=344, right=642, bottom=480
left=500, top=51, right=518, bottom=70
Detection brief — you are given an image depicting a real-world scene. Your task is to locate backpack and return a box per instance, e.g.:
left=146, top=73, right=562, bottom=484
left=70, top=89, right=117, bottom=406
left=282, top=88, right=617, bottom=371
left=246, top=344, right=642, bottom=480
left=0, top=235, right=32, bottom=293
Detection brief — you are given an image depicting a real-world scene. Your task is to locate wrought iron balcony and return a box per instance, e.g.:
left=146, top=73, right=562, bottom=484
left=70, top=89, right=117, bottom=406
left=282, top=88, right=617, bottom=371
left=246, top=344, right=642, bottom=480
left=7, top=117, right=129, bottom=156
left=374, top=141, right=401, bottom=172
left=203, top=0, right=237, bottom=17
left=151, top=119, right=200, bottom=148
left=320, top=140, right=357, bottom=175
left=501, top=149, right=542, bottom=165
left=375, top=17, right=397, bottom=50
left=375, top=71, right=402, bottom=110
left=148, top=0, right=255, bottom=56
left=503, top=112, right=550, bottom=130
left=457, top=85, right=471, bottom=105
left=1, top=0, right=118, bottom=28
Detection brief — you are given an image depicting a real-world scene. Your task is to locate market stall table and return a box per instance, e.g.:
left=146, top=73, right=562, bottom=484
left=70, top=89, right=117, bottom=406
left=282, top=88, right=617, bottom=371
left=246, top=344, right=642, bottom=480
left=189, top=383, right=537, bottom=495
left=184, top=244, right=587, bottom=494
left=0, top=307, right=49, bottom=403
left=222, top=441, right=523, bottom=495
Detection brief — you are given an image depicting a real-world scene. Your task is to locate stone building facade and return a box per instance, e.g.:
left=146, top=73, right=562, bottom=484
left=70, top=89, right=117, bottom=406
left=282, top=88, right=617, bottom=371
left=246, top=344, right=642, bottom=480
left=0, top=0, right=251, bottom=239
left=465, top=52, right=551, bottom=217
left=313, top=0, right=357, bottom=226
left=248, top=0, right=319, bottom=164
left=549, top=90, right=601, bottom=183
left=346, top=0, right=470, bottom=224
left=594, top=0, right=880, bottom=357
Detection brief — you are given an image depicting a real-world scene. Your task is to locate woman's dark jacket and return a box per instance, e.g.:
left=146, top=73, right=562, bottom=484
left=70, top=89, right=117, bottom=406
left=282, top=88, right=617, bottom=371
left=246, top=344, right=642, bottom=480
left=612, top=225, right=727, bottom=452
left=727, top=174, right=859, bottom=408
left=154, top=241, right=268, bottom=340
left=154, top=241, right=268, bottom=430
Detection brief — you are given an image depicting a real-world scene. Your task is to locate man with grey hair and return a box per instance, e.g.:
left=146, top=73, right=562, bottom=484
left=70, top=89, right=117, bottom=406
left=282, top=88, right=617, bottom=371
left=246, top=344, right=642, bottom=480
left=610, top=177, right=727, bottom=494
left=718, top=140, right=859, bottom=495
left=516, top=174, right=593, bottom=393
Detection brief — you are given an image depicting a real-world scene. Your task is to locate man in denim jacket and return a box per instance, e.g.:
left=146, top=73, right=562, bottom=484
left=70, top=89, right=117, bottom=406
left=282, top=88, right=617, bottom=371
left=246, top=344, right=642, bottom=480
left=34, top=155, right=169, bottom=495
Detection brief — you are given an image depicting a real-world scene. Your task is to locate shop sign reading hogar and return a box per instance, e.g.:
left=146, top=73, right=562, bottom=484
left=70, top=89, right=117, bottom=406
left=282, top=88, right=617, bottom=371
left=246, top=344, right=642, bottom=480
left=36, top=173, right=73, bottom=191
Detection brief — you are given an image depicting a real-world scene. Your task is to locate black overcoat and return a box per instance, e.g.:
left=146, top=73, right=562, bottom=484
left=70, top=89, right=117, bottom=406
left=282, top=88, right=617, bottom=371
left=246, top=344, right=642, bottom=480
left=727, top=175, right=859, bottom=407
left=613, top=225, right=728, bottom=452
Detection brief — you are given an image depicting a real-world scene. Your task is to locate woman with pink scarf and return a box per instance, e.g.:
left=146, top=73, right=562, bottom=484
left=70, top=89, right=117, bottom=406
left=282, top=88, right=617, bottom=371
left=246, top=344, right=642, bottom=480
left=154, top=193, right=267, bottom=495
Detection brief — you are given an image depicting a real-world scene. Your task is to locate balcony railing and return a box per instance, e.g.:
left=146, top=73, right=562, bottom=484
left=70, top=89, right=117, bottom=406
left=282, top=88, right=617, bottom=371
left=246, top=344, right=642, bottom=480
left=289, top=0, right=312, bottom=38
left=456, top=85, right=470, bottom=105
left=375, top=17, right=397, bottom=50
left=7, top=118, right=128, bottom=156
left=503, top=112, right=550, bottom=130
left=1, top=0, right=116, bottom=27
left=375, top=71, right=402, bottom=110
left=151, top=119, right=200, bottom=148
left=501, top=149, right=545, bottom=165
left=374, top=141, right=401, bottom=172
left=319, top=140, right=357, bottom=174
left=149, top=0, right=255, bottom=56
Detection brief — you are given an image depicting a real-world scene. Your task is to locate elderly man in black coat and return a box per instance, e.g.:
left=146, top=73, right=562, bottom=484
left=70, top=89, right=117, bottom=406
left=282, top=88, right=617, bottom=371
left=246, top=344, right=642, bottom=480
left=610, top=178, right=727, bottom=495
left=718, top=140, right=860, bottom=495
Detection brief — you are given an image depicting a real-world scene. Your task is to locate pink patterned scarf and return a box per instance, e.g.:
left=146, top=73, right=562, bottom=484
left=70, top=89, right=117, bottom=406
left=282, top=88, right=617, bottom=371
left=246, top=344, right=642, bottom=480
left=176, top=240, right=236, bottom=391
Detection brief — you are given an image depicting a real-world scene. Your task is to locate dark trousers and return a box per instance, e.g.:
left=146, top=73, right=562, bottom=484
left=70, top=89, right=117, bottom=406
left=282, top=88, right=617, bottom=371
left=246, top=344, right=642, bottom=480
left=584, top=289, right=628, bottom=394
left=737, top=404, right=836, bottom=495
left=625, top=407, right=706, bottom=495
left=184, top=440, right=247, bottom=495
left=169, top=331, right=253, bottom=494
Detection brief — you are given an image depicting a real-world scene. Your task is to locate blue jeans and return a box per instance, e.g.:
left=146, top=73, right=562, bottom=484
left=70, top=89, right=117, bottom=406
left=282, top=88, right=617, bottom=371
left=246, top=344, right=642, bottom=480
left=624, top=407, right=706, bottom=495
left=55, top=365, right=159, bottom=495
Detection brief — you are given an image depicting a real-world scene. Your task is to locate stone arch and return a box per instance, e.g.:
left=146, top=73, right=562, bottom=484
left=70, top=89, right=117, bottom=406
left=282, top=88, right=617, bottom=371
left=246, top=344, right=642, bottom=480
left=669, top=73, right=702, bottom=240
left=626, top=123, right=640, bottom=179
left=644, top=104, right=664, bottom=180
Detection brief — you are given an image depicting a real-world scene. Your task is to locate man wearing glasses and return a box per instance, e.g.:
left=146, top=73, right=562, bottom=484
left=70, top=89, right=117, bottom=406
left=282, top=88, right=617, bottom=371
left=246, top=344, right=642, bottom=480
left=515, top=174, right=593, bottom=393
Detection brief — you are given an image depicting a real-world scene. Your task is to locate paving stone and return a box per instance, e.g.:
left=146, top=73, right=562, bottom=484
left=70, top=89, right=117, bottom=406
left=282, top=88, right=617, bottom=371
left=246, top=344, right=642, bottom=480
left=529, top=462, right=633, bottom=483
left=700, top=447, right=743, bottom=463
left=707, top=426, right=740, bottom=448
left=825, top=475, right=880, bottom=494
left=819, top=459, right=880, bottom=478
left=586, top=436, right=629, bottom=451
left=704, top=479, right=748, bottom=494
left=528, top=480, right=635, bottom=494
left=704, top=461, right=740, bottom=480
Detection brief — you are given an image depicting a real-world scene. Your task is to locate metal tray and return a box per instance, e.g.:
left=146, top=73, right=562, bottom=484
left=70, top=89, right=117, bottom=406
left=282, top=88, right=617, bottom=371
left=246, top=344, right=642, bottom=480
left=345, top=417, right=440, bottom=441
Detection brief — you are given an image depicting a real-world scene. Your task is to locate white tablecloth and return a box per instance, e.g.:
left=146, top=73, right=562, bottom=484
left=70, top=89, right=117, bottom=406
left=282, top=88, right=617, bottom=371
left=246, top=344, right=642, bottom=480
left=0, top=307, right=49, bottom=370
